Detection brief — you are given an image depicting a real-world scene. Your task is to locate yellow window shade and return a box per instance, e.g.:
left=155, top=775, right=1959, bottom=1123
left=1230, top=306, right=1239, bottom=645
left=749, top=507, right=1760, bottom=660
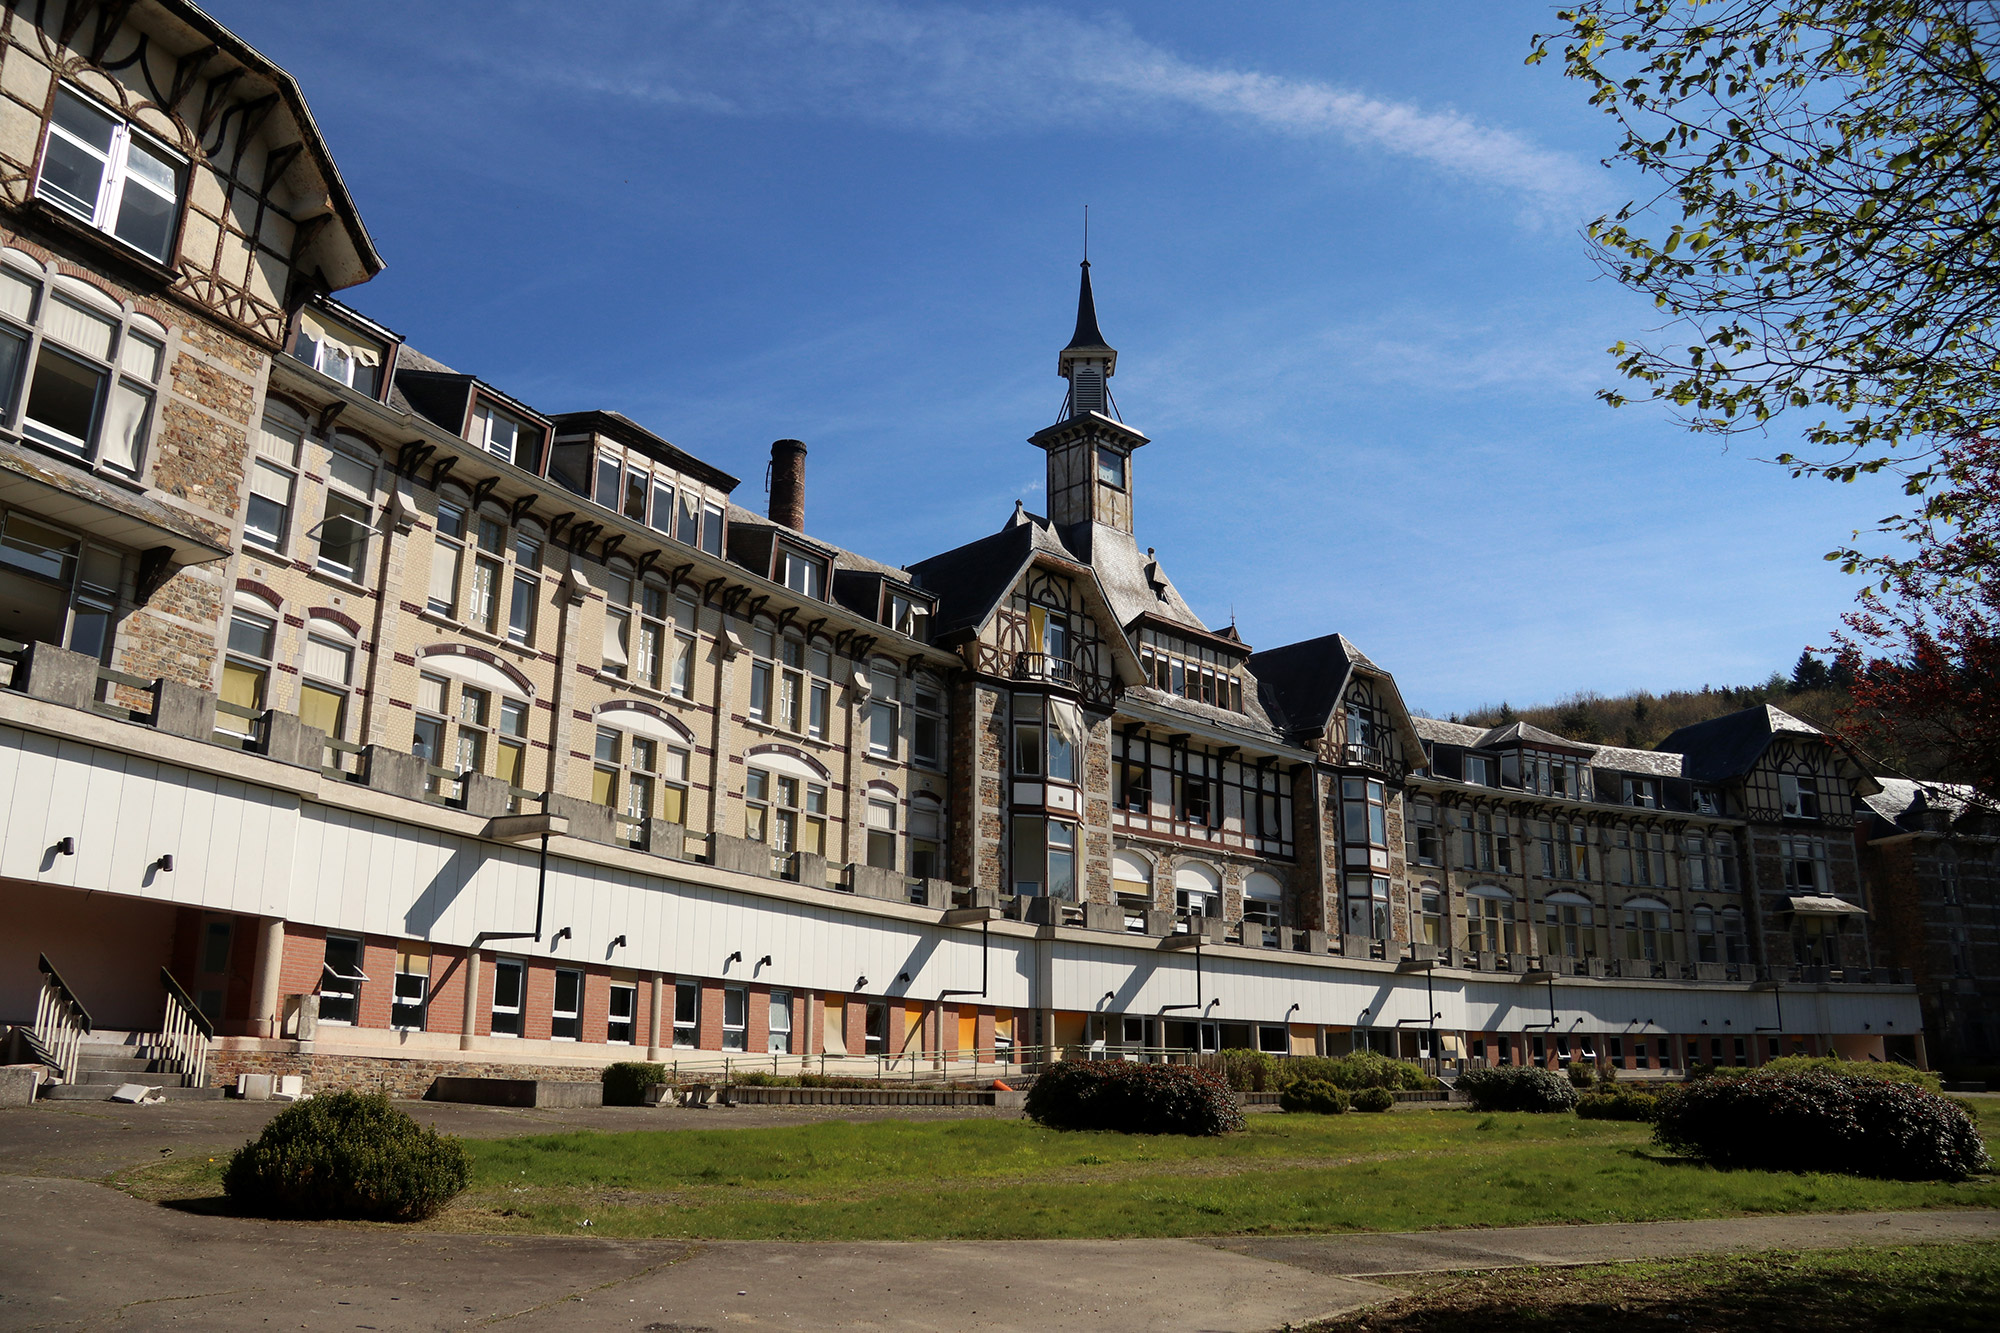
left=298, top=683, right=344, bottom=738
left=496, top=740, right=526, bottom=790
left=660, top=785, right=686, bottom=825
left=591, top=767, right=615, bottom=806
left=220, top=660, right=265, bottom=713
left=396, top=944, right=431, bottom=976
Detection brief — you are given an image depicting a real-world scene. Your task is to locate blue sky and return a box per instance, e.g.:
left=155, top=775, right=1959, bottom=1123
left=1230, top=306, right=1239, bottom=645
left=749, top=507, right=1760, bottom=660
left=211, top=1, right=1903, bottom=716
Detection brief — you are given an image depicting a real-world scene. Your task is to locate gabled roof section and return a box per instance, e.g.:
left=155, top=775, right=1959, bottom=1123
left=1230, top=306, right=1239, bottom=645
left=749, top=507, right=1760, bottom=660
left=1658, top=703, right=1880, bottom=794
left=158, top=0, right=380, bottom=288
left=1410, top=716, right=1488, bottom=747
left=1864, top=777, right=1984, bottom=826
left=723, top=503, right=909, bottom=582
left=1589, top=745, right=1685, bottom=779
left=1249, top=633, right=1374, bottom=735
left=551, top=410, right=739, bottom=493
left=908, top=506, right=1073, bottom=640
left=1062, top=522, right=1208, bottom=634
left=1477, top=720, right=1595, bottom=753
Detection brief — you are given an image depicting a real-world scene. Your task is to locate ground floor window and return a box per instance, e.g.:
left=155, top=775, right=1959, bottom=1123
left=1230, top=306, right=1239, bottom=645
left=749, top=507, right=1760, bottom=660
left=1257, top=1025, right=1287, bottom=1054
left=491, top=958, right=524, bottom=1037
left=607, top=982, right=636, bottom=1045
left=994, top=1011, right=1014, bottom=1063
left=392, top=945, right=429, bottom=1032
left=722, top=985, right=747, bottom=1051
left=552, top=968, right=582, bottom=1041
left=864, top=1001, right=889, bottom=1055
left=674, top=979, right=698, bottom=1047
left=768, top=990, right=792, bottom=1053
left=319, top=935, right=364, bottom=1026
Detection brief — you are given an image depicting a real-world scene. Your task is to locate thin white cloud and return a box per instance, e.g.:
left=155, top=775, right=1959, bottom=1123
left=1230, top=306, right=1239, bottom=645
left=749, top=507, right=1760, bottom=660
left=485, top=0, right=1594, bottom=215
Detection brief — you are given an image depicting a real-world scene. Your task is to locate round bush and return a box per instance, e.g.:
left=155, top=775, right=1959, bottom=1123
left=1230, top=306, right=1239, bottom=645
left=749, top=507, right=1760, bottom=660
left=1575, top=1088, right=1660, bottom=1122
left=1217, top=1049, right=1281, bottom=1092
left=1652, top=1070, right=1990, bottom=1181
left=1351, top=1085, right=1395, bottom=1113
left=601, top=1061, right=669, bottom=1106
left=223, top=1090, right=471, bottom=1221
left=1278, top=1078, right=1349, bottom=1115
left=1025, top=1061, right=1245, bottom=1136
left=1566, top=1063, right=1597, bottom=1089
left=1457, top=1065, right=1580, bottom=1113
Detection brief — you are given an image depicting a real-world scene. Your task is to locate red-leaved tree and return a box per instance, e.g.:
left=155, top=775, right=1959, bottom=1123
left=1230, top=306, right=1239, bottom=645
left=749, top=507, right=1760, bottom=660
left=1831, top=434, right=2000, bottom=808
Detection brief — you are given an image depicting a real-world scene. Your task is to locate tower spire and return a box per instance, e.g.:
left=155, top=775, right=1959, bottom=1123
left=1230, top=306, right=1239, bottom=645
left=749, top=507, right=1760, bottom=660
left=1057, top=253, right=1116, bottom=417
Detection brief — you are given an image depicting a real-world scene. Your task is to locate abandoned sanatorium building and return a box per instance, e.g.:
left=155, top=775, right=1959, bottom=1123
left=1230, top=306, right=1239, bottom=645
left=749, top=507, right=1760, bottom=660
left=1, top=0, right=1985, bottom=1098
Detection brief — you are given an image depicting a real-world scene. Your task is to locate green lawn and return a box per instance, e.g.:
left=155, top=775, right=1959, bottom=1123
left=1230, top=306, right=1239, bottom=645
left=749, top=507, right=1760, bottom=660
left=123, top=1099, right=2000, bottom=1242
left=1306, top=1241, right=2000, bottom=1332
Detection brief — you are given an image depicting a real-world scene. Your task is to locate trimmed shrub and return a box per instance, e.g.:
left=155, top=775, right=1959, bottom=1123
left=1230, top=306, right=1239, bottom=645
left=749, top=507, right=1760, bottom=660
left=1278, top=1051, right=1432, bottom=1092
left=1025, top=1061, right=1245, bottom=1136
left=1278, top=1078, right=1349, bottom=1115
left=1352, top=1085, right=1395, bottom=1113
left=1566, top=1063, right=1597, bottom=1089
left=223, top=1091, right=469, bottom=1221
left=602, top=1061, right=669, bottom=1105
left=1217, top=1048, right=1282, bottom=1092
left=1755, top=1055, right=1942, bottom=1093
left=1575, top=1088, right=1660, bottom=1122
left=1596, top=1063, right=1619, bottom=1086
left=1653, top=1070, right=1990, bottom=1180
left=1457, top=1065, right=1580, bottom=1113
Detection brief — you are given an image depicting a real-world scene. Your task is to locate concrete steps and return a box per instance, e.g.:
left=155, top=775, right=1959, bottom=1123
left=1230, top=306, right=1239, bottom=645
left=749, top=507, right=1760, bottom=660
left=37, top=1042, right=221, bottom=1101
left=41, top=1081, right=226, bottom=1101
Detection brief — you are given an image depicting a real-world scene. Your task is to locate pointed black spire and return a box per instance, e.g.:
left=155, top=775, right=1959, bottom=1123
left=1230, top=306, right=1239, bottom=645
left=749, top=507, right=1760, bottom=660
left=1064, top=260, right=1111, bottom=351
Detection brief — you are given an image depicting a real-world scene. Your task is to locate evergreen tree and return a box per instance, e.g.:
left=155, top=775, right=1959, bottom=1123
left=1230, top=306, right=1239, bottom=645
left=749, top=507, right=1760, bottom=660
left=1791, top=650, right=1833, bottom=692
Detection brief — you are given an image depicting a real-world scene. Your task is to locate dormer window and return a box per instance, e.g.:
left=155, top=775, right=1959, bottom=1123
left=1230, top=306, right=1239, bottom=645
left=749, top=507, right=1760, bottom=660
left=1096, top=448, right=1125, bottom=488
left=290, top=310, right=385, bottom=398
left=471, top=402, right=535, bottom=466
left=887, top=590, right=932, bottom=641
left=37, top=87, right=185, bottom=264
left=779, top=547, right=827, bottom=599
left=1623, top=777, right=1658, bottom=809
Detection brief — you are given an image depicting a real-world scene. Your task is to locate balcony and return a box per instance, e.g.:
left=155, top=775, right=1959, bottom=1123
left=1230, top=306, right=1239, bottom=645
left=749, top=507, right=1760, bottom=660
left=1012, top=652, right=1079, bottom=690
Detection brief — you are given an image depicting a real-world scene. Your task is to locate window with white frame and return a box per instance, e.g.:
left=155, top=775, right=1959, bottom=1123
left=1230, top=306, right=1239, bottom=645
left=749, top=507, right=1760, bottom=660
left=508, top=525, right=540, bottom=645
left=909, top=798, right=943, bottom=879
left=1176, top=862, right=1222, bottom=922
left=1243, top=871, right=1283, bottom=929
left=1410, top=799, right=1439, bottom=865
left=1621, top=899, right=1674, bottom=963
left=869, top=684, right=901, bottom=760
left=314, top=442, right=376, bottom=582
left=1342, top=777, right=1387, bottom=848
left=0, top=257, right=166, bottom=477
left=722, top=985, right=747, bottom=1051
left=1544, top=893, right=1592, bottom=958
left=468, top=511, right=506, bottom=634
left=1779, top=771, right=1822, bottom=820
left=1345, top=873, right=1391, bottom=941
left=299, top=627, right=354, bottom=740
left=471, top=401, right=539, bottom=468
left=490, top=957, right=524, bottom=1037
left=606, top=982, right=636, bottom=1044
left=593, top=723, right=688, bottom=826
left=551, top=968, right=582, bottom=1040
left=219, top=605, right=275, bottom=738
left=1419, top=883, right=1444, bottom=946
left=749, top=626, right=817, bottom=732
left=1136, top=626, right=1244, bottom=712
left=1011, top=815, right=1077, bottom=899
left=495, top=697, right=529, bottom=792
left=768, top=989, right=792, bottom=1054
left=913, top=677, right=945, bottom=768
left=36, top=87, right=185, bottom=262
left=778, top=545, right=827, bottom=599
left=1468, top=887, right=1518, bottom=954
left=1623, top=777, right=1657, bottom=808
left=866, top=795, right=898, bottom=869
left=410, top=671, right=528, bottom=795
left=673, top=979, right=698, bottom=1047
left=429, top=491, right=467, bottom=617
left=246, top=406, right=303, bottom=551
left=1462, top=754, right=1496, bottom=787
left=886, top=589, right=932, bottom=641
left=391, top=944, right=428, bottom=1031
left=702, top=500, right=725, bottom=555
left=289, top=308, right=385, bottom=398
left=672, top=594, right=702, bottom=699
left=1781, top=835, right=1829, bottom=893
left=0, top=507, right=121, bottom=663
left=1693, top=905, right=1720, bottom=963
left=1096, top=445, right=1125, bottom=488
left=601, top=562, right=633, bottom=677
left=319, top=934, right=365, bottom=1025
left=745, top=767, right=827, bottom=856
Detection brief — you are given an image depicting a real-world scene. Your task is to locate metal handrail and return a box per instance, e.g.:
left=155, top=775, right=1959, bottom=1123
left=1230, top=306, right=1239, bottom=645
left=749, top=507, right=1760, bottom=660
left=155, top=968, right=212, bottom=1089
left=32, top=954, right=92, bottom=1083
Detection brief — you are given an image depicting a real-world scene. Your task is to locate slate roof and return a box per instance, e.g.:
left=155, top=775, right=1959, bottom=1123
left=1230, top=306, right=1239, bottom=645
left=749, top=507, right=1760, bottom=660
left=1410, top=716, right=1488, bottom=747
left=723, top=503, right=910, bottom=582
left=1590, top=745, right=1685, bottom=779
left=1863, top=777, right=1982, bottom=826
left=1063, top=521, right=1209, bottom=635
left=1064, top=261, right=1112, bottom=352
left=1657, top=704, right=1827, bottom=784
left=1249, top=633, right=1377, bottom=735
left=1477, top=720, right=1591, bottom=751
left=906, top=506, right=1081, bottom=640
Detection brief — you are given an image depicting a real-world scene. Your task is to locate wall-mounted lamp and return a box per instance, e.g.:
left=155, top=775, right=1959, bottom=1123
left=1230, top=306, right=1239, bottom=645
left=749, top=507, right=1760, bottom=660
left=856, top=976, right=869, bottom=991
left=1887, top=1021, right=1896, bottom=1028
left=1701, top=1019, right=1709, bottom=1026
left=52, top=837, right=74, bottom=857
left=1103, top=991, right=1117, bottom=1004
left=756, top=954, right=773, bottom=970
left=1863, top=1022, right=1872, bottom=1031
left=1724, top=1019, right=1733, bottom=1027
left=550, top=926, right=572, bottom=947
left=726, top=950, right=743, bottom=965
left=1358, top=1006, right=1372, bottom=1023
left=897, top=972, right=911, bottom=984
left=153, top=853, right=174, bottom=873
left=609, top=935, right=627, bottom=950
left=1285, top=1003, right=1301, bottom=1019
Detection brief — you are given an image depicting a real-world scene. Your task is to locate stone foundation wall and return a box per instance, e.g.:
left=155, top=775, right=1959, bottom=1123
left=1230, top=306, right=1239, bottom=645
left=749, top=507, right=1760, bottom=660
left=212, top=1048, right=614, bottom=1099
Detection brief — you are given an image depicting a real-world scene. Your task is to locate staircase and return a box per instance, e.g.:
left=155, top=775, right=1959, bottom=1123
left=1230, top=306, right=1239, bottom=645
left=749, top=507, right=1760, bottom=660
left=39, top=1038, right=227, bottom=1101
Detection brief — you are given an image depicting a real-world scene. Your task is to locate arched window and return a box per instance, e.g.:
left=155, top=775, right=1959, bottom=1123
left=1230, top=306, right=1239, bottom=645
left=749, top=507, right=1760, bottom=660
left=1175, top=861, right=1220, bottom=920
left=1621, top=898, right=1674, bottom=963
left=909, top=795, right=944, bottom=879
left=221, top=590, right=280, bottom=740
left=1543, top=891, right=1593, bottom=959
left=1468, top=886, right=1518, bottom=955
left=1243, top=871, right=1284, bottom=929
left=1113, top=850, right=1153, bottom=897
left=300, top=614, right=357, bottom=741
left=594, top=707, right=693, bottom=828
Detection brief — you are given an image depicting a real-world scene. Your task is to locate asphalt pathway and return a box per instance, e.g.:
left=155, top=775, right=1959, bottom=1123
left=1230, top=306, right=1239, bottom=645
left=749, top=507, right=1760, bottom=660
left=2, top=1100, right=1995, bottom=1332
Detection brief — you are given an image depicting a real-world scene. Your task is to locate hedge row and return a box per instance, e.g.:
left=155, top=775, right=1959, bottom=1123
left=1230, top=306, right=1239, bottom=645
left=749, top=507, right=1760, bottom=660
left=1653, top=1070, right=1988, bottom=1180
left=1025, top=1061, right=1244, bottom=1136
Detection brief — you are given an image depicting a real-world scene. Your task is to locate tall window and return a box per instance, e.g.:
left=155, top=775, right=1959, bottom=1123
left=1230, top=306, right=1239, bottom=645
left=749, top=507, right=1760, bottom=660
left=1342, top=777, right=1386, bottom=847
left=1, top=259, right=166, bottom=476
left=1468, top=889, right=1518, bottom=954
left=745, top=767, right=827, bottom=856
left=429, top=493, right=466, bottom=617
left=468, top=513, right=505, bottom=634
left=37, top=87, right=185, bottom=262
left=1010, top=815, right=1077, bottom=899
left=1345, top=874, right=1391, bottom=940
left=551, top=969, right=582, bottom=1040
left=866, top=796, right=898, bottom=869
left=913, top=677, right=945, bottom=768
left=1780, top=835, right=1829, bottom=894
left=1410, top=799, right=1439, bottom=865
left=909, top=798, right=943, bottom=879
left=1419, top=884, right=1444, bottom=946
left=1779, top=771, right=1822, bottom=819
left=1544, top=894, right=1592, bottom=958
left=768, top=990, right=793, bottom=1054
left=391, top=945, right=428, bottom=1032
left=673, top=979, right=698, bottom=1047
left=299, top=629, right=354, bottom=740
left=490, top=958, right=524, bottom=1037
left=508, top=526, right=540, bottom=645
left=1622, top=900, right=1674, bottom=963
left=0, top=508, right=121, bottom=663
left=1243, top=872, right=1283, bottom=929
left=673, top=594, right=701, bottom=700
left=315, top=444, right=376, bottom=582
left=220, top=606, right=275, bottom=738
left=601, top=562, right=632, bottom=678
left=319, top=935, right=364, bottom=1025
left=607, top=983, right=636, bottom=1044
left=246, top=407, right=303, bottom=552
left=722, top=986, right=747, bottom=1051
left=1693, top=905, right=1719, bottom=963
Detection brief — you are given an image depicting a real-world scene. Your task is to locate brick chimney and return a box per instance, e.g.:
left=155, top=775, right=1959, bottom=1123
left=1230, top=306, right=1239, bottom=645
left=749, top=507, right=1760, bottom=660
left=768, top=438, right=807, bottom=530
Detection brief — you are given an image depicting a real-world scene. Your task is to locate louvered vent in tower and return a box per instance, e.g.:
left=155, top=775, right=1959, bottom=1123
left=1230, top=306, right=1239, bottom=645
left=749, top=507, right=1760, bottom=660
left=1071, top=364, right=1105, bottom=416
